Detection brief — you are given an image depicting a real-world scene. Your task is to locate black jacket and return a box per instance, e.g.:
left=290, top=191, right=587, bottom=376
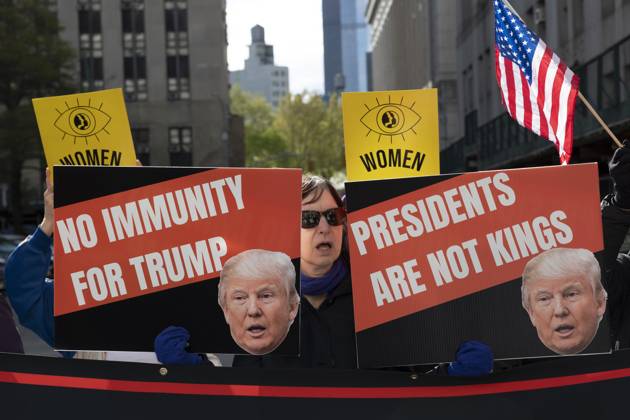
left=233, top=273, right=357, bottom=369
left=600, top=195, right=630, bottom=349
left=0, top=293, right=23, bottom=353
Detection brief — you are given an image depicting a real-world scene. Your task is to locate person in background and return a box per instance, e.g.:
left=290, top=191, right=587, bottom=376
left=600, top=140, right=630, bottom=350
left=0, top=292, right=23, bottom=353
left=156, top=175, right=493, bottom=376
left=4, top=168, right=164, bottom=363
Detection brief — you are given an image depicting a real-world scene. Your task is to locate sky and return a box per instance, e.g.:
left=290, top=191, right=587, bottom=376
left=226, top=0, right=324, bottom=94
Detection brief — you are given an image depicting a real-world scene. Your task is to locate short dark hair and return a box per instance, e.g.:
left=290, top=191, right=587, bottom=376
left=301, top=174, right=348, bottom=259
left=301, top=174, right=343, bottom=207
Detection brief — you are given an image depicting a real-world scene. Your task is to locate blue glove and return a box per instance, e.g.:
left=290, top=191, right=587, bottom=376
left=447, top=340, right=493, bottom=377
left=154, top=326, right=203, bottom=365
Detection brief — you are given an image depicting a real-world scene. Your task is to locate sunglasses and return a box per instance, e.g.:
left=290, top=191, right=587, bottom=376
left=301, top=207, right=346, bottom=229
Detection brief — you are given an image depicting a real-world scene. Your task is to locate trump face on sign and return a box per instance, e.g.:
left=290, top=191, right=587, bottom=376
left=218, top=249, right=299, bottom=355
left=521, top=248, right=607, bottom=355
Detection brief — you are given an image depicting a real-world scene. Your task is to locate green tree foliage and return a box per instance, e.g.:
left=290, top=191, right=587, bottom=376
left=274, top=93, right=344, bottom=178
left=230, top=85, right=345, bottom=177
left=0, top=0, right=74, bottom=232
left=230, top=85, right=287, bottom=167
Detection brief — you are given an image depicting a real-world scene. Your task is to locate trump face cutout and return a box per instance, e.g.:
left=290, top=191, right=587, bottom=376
left=522, top=248, right=607, bottom=355
left=218, top=250, right=299, bottom=355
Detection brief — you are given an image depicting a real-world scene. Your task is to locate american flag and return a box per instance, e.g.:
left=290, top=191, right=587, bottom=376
left=494, top=0, right=579, bottom=164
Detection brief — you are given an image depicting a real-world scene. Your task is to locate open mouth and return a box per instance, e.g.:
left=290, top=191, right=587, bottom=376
left=554, top=324, right=575, bottom=336
left=316, top=241, right=332, bottom=250
left=247, top=325, right=266, bottom=337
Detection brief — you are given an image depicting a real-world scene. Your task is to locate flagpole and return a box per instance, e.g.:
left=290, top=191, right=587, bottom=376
left=577, top=91, right=623, bottom=147
left=501, top=0, right=623, bottom=149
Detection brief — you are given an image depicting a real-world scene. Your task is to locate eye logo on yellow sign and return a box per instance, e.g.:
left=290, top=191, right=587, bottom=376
left=343, top=89, right=440, bottom=181
left=54, top=100, right=112, bottom=144
left=360, top=98, right=422, bottom=143
left=33, top=88, right=137, bottom=172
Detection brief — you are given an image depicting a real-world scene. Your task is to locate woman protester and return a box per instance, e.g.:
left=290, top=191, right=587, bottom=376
left=156, top=175, right=493, bottom=375
left=0, top=293, right=23, bottom=353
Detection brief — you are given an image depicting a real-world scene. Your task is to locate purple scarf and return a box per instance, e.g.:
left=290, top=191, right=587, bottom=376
left=301, top=259, right=347, bottom=296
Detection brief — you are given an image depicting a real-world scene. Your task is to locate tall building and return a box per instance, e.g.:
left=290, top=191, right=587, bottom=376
left=230, top=25, right=289, bottom=108
left=365, top=0, right=459, bottom=148
left=51, top=0, right=235, bottom=167
left=322, top=0, right=369, bottom=96
left=443, top=0, right=630, bottom=174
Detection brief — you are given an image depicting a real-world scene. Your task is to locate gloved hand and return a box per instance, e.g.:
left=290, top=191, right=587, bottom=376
left=609, top=139, right=630, bottom=209
left=154, top=326, right=203, bottom=365
left=447, top=340, right=493, bottom=377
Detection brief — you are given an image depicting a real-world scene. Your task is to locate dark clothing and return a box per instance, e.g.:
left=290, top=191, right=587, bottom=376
left=5, top=227, right=55, bottom=346
left=0, top=292, right=24, bottom=353
left=234, top=272, right=357, bottom=369
left=600, top=195, right=630, bottom=349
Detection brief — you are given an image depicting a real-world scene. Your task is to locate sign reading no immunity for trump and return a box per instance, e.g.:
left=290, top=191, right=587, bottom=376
left=53, top=166, right=301, bottom=355
left=345, top=163, right=609, bottom=367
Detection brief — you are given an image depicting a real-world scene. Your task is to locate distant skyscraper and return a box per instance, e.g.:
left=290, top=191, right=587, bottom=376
left=230, top=25, right=289, bottom=108
left=323, top=0, right=369, bottom=96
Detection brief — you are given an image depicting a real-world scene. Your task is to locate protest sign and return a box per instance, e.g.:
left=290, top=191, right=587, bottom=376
left=53, top=166, right=301, bottom=355
left=342, top=88, right=440, bottom=181
left=32, top=88, right=137, bottom=172
left=345, top=163, right=607, bottom=367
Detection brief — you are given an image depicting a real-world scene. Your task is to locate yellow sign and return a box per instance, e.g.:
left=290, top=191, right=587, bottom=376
left=342, top=89, right=440, bottom=181
left=32, top=88, right=137, bottom=170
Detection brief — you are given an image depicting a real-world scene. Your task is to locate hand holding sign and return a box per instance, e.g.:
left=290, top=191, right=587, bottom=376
left=40, top=168, right=55, bottom=237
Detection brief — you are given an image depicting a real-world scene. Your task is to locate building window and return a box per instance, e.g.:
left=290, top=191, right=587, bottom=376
left=132, top=128, right=150, bottom=165
left=164, top=0, right=190, bottom=100
left=78, top=0, right=103, bottom=91
left=122, top=0, right=147, bottom=101
left=168, top=127, right=192, bottom=166
left=573, top=0, right=584, bottom=36
left=602, top=0, right=615, bottom=17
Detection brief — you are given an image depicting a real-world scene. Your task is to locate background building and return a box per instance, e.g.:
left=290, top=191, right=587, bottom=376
left=365, top=0, right=460, bottom=148
left=364, top=0, right=630, bottom=180
left=322, top=0, right=370, bottom=96
left=52, top=0, right=238, bottom=167
left=229, top=25, right=289, bottom=108
left=442, top=0, right=630, bottom=177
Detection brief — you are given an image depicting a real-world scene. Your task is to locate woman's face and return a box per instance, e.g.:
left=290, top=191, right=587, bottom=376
left=300, top=189, right=343, bottom=277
